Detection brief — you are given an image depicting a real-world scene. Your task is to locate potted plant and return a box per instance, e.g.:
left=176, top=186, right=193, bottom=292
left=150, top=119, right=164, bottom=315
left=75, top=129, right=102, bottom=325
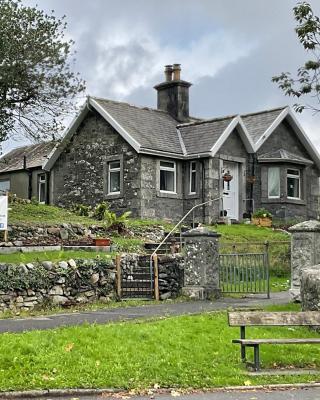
left=93, top=235, right=111, bottom=246
left=252, top=208, right=272, bottom=227
left=222, top=171, right=233, bottom=182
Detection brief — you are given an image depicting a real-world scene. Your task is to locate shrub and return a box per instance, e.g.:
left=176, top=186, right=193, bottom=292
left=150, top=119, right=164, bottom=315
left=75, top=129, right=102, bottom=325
left=252, top=208, right=272, bottom=218
left=71, top=203, right=91, bottom=217
left=93, top=201, right=109, bottom=221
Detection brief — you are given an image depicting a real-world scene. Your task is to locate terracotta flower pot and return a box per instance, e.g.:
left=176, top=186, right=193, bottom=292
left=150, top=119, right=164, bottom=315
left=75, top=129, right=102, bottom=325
left=94, top=238, right=111, bottom=246
left=252, top=217, right=272, bottom=228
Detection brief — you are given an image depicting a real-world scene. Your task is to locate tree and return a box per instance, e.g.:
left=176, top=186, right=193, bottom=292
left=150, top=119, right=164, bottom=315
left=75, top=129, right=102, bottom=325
left=272, top=2, right=320, bottom=113
left=0, top=0, right=85, bottom=143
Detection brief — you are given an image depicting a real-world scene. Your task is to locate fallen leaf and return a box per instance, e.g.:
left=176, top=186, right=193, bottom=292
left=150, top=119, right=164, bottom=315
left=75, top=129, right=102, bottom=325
left=65, top=343, right=74, bottom=352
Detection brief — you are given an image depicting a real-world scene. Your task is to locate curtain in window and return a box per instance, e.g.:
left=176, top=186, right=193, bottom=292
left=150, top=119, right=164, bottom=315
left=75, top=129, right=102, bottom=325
left=268, top=167, right=280, bottom=198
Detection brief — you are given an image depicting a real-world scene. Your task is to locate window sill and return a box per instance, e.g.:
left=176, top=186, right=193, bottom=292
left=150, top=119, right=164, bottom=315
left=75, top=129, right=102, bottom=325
left=106, top=192, right=123, bottom=200
left=157, top=191, right=182, bottom=199
left=261, top=198, right=306, bottom=206
left=186, top=192, right=200, bottom=199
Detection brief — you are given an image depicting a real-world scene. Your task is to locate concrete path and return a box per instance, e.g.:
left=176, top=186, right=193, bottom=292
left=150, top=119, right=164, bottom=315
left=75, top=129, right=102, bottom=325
left=0, top=291, right=290, bottom=333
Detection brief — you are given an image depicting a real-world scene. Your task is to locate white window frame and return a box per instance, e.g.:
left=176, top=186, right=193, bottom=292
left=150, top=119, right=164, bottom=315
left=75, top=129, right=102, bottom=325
left=159, top=160, right=176, bottom=193
left=268, top=167, right=280, bottom=199
left=38, top=174, right=46, bottom=204
left=108, top=160, right=121, bottom=195
left=0, top=179, right=10, bottom=195
left=287, top=168, right=301, bottom=200
left=189, top=161, right=197, bottom=194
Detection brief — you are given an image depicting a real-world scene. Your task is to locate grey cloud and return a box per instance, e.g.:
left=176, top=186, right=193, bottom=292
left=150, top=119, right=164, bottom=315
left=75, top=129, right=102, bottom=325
left=9, top=0, right=320, bottom=153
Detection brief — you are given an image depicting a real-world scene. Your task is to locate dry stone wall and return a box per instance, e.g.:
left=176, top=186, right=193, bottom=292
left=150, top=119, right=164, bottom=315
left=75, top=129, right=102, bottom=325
left=0, top=258, right=116, bottom=312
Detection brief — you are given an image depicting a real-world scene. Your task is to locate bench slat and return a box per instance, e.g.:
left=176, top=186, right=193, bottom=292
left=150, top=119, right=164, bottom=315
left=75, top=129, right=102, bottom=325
left=228, top=311, right=320, bottom=326
left=233, top=338, right=320, bottom=345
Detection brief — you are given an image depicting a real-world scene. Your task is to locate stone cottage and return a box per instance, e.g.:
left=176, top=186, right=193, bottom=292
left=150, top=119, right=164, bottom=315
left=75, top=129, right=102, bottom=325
left=3, top=64, right=320, bottom=222
left=0, top=142, right=56, bottom=203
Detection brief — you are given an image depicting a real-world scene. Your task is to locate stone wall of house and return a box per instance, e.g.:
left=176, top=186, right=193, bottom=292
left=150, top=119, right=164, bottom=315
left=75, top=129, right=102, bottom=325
left=140, top=155, right=184, bottom=221
left=51, top=110, right=141, bottom=217
left=253, top=120, right=319, bottom=220
left=0, top=258, right=116, bottom=312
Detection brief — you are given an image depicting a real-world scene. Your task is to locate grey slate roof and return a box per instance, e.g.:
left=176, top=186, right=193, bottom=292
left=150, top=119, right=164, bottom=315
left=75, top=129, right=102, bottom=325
left=92, top=98, right=184, bottom=155
left=178, top=116, right=235, bottom=155
left=0, top=141, right=56, bottom=173
left=241, top=107, right=286, bottom=144
left=258, top=149, right=313, bottom=164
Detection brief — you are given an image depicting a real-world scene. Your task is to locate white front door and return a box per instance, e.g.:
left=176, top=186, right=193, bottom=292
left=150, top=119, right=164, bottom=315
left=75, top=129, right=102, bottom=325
left=222, top=161, right=239, bottom=220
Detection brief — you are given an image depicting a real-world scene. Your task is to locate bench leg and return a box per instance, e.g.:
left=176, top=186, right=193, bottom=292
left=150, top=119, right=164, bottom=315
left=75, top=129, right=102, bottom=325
left=241, top=344, right=246, bottom=362
left=240, top=326, right=246, bottom=362
left=253, top=344, right=260, bottom=371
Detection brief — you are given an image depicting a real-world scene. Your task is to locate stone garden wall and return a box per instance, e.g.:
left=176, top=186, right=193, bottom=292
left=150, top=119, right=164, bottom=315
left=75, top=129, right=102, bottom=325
left=301, top=266, right=320, bottom=312
left=0, top=258, right=116, bottom=312
left=0, top=254, right=185, bottom=312
left=1, top=222, right=164, bottom=248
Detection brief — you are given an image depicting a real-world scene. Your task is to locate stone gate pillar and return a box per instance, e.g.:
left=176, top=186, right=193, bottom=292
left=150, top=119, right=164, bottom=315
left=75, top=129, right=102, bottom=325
left=289, top=220, right=320, bottom=301
left=181, top=227, right=221, bottom=300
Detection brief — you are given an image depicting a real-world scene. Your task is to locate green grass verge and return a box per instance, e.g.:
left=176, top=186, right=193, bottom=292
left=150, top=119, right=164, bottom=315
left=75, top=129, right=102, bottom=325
left=0, top=250, right=116, bottom=264
left=0, top=304, right=319, bottom=391
left=215, top=224, right=289, bottom=243
left=9, top=202, right=173, bottom=230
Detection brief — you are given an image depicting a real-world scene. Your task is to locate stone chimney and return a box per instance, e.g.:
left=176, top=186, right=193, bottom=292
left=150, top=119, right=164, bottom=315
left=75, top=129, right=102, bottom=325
left=154, top=64, right=192, bottom=122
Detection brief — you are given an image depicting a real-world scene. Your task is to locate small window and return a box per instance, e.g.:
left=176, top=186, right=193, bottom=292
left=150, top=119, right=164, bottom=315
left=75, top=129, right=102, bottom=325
left=268, top=167, right=280, bottom=198
left=287, top=168, right=300, bottom=199
left=0, top=180, right=10, bottom=195
left=108, top=160, right=121, bottom=194
left=38, top=174, right=46, bottom=203
left=160, top=160, right=176, bottom=193
left=189, top=161, right=196, bottom=194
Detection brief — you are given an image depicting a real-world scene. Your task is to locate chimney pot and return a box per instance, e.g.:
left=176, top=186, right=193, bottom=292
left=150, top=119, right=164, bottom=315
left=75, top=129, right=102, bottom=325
left=172, top=63, right=181, bottom=80
left=164, top=65, right=173, bottom=82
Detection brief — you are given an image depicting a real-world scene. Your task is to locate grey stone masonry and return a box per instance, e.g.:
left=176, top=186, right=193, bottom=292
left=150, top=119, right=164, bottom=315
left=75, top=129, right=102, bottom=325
left=301, top=266, right=320, bottom=315
left=289, top=220, right=320, bottom=301
left=182, top=227, right=221, bottom=300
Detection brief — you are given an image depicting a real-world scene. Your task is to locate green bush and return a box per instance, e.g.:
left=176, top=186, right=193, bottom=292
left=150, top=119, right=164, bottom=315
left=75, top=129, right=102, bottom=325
left=71, top=203, right=91, bottom=217
left=93, top=201, right=109, bottom=220
left=252, top=208, right=272, bottom=218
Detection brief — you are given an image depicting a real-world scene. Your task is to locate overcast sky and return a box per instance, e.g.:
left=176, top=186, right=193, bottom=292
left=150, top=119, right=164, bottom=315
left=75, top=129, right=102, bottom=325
left=5, top=0, right=320, bottom=153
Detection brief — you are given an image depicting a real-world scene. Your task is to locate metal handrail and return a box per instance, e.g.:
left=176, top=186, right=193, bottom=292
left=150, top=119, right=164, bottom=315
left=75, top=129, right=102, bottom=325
left=149, top=196, right=223, bottom=293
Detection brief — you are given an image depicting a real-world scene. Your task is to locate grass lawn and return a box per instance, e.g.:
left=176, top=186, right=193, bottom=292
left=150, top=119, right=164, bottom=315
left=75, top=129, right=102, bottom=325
left=215, top=224, right=289, bottom=243
left=0, top=304, right=319, bottom=391
left=0, top=250, right=117, bottom=264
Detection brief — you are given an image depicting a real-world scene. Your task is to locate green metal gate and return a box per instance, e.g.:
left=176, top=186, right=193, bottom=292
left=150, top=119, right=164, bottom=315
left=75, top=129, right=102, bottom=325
left=219, top=252, right=270, bottom=298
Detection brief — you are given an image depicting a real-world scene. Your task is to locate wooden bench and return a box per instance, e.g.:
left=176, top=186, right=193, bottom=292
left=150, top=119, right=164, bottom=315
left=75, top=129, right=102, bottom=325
left=228, top=311, right=320, bottom=371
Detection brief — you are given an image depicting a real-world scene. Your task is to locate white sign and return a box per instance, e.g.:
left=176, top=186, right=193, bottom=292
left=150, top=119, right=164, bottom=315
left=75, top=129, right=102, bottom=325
left=0, top=196, right=8, bottom=230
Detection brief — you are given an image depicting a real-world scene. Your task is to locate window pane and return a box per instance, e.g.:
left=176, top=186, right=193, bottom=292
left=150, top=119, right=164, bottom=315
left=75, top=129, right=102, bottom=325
left=287, top=177, right=300, bottom=198
left=39, top=182, right=46, bottom=202
left=110, top=171, right=120, bottom=192
left=190, top=171, right=196, bottom=193
left=110, top=161, right=120, bottom=170
left=191, top=161, right=196, bottom=172
left=160, top=170, right=175, bottom=192
left=160, top=161, right=174, bottom=169
left=268, top=167, right=280, bottom=197
left=0, top=180, right=10, bottom=195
